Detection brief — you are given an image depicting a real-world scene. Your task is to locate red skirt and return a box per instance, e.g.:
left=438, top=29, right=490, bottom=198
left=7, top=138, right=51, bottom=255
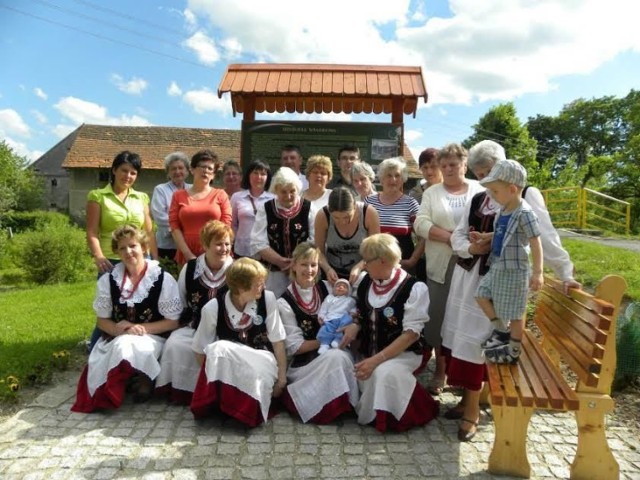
left=373, top=383, right=439, bottom=433
left=71, top=361, right=136, bottom=413
left=155, top=384, right=193, bottom=406
left=190, top=365, right=278, bottom=427
left=441, top=346, right=487, bottom=392
left=282, top=390, right=354, bottom=424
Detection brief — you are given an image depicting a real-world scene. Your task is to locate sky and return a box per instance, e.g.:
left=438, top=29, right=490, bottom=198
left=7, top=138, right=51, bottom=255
left=1, top=0, right=639, bottom=163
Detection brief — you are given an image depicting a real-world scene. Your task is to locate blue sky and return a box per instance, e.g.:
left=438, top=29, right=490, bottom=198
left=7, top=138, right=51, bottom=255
left=1, top=0, right=639, bottom=162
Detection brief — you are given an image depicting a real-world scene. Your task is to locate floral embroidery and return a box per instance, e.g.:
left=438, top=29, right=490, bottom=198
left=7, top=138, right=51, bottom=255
left=138, top=308, right=154, bottom=323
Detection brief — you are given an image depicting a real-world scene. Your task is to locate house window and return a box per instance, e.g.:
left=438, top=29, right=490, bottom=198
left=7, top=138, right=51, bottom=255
left=51, top=178, right=58, bottom=187
left=98, top=171, right=110, bottom=183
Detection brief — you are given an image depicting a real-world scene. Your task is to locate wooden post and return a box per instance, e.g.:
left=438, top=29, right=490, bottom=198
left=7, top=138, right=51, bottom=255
left=488, top=404, right=533, bottom=478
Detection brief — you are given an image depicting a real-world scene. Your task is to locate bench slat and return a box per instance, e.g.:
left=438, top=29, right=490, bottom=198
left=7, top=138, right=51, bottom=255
left=537, top=302, right=606, bottom=360
left=497, top=363, right=521, bottom=407
left=487, top=359, right=506, bottom=406
left=538, top=290, right=609, bottom=345
left=523, top=331, right=581, bottom=410
left=517, top=344, right=548, bottom=408
left=537, top=316, right=602, bottom=387
left=544, top=277, right=615, bottom=317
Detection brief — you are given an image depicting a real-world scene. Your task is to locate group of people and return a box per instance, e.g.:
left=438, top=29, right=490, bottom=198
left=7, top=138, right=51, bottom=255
left=73, top=140, right=579, bottom=441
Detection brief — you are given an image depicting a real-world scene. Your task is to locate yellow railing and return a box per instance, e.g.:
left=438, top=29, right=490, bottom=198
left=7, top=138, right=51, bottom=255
left=542, top=186, right=631, bottom=235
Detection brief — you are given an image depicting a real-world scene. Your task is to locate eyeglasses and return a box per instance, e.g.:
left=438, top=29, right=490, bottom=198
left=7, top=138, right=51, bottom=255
left=197, top=164, right=216, bottom=172
left=340, top=155, right=359, bottom=161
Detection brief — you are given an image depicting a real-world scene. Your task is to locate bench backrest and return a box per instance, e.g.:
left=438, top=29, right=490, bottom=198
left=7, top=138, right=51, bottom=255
left=534, top=275, right=625, bottom=393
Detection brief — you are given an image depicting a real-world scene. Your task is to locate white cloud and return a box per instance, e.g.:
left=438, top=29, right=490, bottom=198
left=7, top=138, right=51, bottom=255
left=34, top=87, right=48, bottom=100
left=32, top=110, right=48, bottom=124
left=220, top=37, right=242, bottom=59
left=0, top=109, right=30, bottom=137
left=183, top=31, right=220, bottom=65
left=53, top=96, right=152, bottom=132
left=167, top=81, right=183, bottom=96
left=404, top=129, right=422, bottom=143
left=183, top=8, right=197, bottom=27
left=182, top=88, right=227, bottom=114
left=110, top=74, right=149, bottom=95
left=52, top=124, right=77, bottom=139
left=186, top=0, right=639, bottom=105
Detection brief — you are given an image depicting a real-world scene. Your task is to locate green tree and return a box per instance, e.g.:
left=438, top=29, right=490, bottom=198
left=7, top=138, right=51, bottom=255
left=463, top=102, right=540, bottom=181
left=0, top=141, right=44, bottom=221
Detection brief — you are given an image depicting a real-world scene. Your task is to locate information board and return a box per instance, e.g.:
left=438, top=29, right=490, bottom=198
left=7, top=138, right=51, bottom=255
left=241, top=120, right=403, bottom=171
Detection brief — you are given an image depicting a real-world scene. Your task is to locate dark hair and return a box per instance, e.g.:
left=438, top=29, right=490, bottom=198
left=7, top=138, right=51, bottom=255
left=281, top=144, right=302, bottom=155
left=338, top=144, right=360, bottom=158
left=327, top=186, right=355, bottom=213
left=190, top=149, right=219, bottom=169
left=241, top=159, right=272, bottom=190
left=418, top=148, right=439, bottom=167
left=110, top=151, right=142, bottom=185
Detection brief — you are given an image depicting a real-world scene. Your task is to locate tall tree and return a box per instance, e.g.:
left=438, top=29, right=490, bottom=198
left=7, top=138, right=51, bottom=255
left=0, top=141, right=44, bottom=220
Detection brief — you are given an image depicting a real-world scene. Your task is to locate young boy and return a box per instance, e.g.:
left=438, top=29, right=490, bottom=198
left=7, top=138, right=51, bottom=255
left=316, top=278, right=356, bottom=354
left=474, top=159, right=543, bottom=364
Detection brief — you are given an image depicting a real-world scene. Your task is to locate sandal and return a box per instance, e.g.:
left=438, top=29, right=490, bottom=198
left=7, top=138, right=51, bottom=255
left=427, top=375, right=445, bottom=396
left=457, top=417, right=479, bottom=442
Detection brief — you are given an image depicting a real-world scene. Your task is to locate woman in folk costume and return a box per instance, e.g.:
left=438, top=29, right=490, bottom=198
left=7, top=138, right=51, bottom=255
left=156, top=220, right=234, bottom=404
left=278, top=242, right=359, bottom=423
left=190, top=258, right=287, bottom=427
left=249, top=166, right=316, bottom=297
left=347, top=233, right=439, bottom=432
left=72, top=225, right=182, bottom=412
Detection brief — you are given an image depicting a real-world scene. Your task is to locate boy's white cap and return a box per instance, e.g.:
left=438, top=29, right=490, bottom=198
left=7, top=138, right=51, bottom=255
left=334, top=278, right=351, bottom=294
left=480, top=159, right=527, bottom=188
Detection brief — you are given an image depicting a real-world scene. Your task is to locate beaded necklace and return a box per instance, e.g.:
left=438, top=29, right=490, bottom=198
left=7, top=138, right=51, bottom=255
left=291, top=282, right=321, bottom=314
left=371, top=268, right=402, bottom=296
left=119, top=263, right=148, bottom=300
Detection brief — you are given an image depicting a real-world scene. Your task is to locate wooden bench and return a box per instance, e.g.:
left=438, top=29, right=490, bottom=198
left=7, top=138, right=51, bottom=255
left=486, top=274, right=627, bottom=479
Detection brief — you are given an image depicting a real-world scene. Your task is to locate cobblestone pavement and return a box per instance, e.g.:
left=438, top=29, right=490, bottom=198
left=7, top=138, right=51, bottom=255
left=0, top=367, right=639, bottom=480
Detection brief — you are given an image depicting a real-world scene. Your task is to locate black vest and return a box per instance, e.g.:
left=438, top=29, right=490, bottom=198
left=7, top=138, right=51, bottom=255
left=264, top=199, right=311, bottom=261
left=456, top=191, right=496, bottom=276
left=215, top=289, right=272, bottom=351
left=109, top=268, right=163, bottom=324
left=356, top=273, right=425, bottom=357
left=280, top=282, right=330, bottom=368
left=179, top=258, right=228, bottom=330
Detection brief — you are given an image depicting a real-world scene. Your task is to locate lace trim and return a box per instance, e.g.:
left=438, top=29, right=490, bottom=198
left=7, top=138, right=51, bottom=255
left=111, top=260, right=162, bottom=306
left=94, top=295, right=112, bottom=314
left=159, top=297, right=184, bottom=318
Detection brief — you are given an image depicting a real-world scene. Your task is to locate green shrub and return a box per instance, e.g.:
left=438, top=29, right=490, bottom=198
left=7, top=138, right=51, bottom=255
left=10, top=221, right=93, bottom=284
left=1, top=210, right=73, bottom=233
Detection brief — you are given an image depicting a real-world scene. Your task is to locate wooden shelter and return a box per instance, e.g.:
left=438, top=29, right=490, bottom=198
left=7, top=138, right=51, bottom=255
left=217, top=63, right=428, bottom=123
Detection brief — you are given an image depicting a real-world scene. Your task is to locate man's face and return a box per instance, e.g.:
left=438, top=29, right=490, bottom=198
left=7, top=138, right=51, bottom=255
left=281, top=150, right=302, bottom=173
left=338, top=150, right=359, bottom=174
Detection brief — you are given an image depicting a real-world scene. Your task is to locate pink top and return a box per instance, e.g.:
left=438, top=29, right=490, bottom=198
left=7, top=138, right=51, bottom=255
left=169, top=188, right=232, bottom=265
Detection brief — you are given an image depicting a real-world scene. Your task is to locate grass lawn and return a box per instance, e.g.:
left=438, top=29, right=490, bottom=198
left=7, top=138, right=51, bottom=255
left=0, top=280, right=94, bottom=400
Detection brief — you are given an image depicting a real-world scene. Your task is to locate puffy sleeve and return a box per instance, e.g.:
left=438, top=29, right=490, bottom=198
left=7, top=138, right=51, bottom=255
left=87, top=188, right=102, bottom=203
left=403, top=281, right=430, bottom=334
left=158, top=272, right=183, bottom=321
left=265, top=291, right=287, bottom=343
left=192, top=299, right=219, bottom=354
left=250, top=202, right=270, bottom=255
left=277, top=296, right=304, bottom=356
left=93, top=273, right=112, bottom=318
left=525, top=187, right=575, bottom=281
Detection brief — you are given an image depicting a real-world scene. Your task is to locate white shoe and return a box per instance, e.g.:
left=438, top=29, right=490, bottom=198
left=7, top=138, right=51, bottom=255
left=318, top=344, right=330, bottom=355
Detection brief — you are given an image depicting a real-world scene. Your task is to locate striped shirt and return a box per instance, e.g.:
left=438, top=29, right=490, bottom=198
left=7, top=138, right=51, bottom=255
left=364, top=193, right=419, bottom=236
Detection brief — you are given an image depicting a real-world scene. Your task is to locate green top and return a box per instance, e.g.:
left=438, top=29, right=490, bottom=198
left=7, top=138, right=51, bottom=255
left=87, top=184, right=149, bottom=259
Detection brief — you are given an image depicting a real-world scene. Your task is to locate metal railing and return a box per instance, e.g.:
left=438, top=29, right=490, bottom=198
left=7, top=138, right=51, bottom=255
left=542, top=186, right=631, bottom=235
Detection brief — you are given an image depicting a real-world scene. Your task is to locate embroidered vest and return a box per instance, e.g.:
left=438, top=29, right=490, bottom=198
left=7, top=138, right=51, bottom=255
left=179, top=258, right=228, bottom=329
left=456, top=191, right=496, bottom=276
left=264, top=199, right=311, bottom=261
left=281, top=282, right=330, bottom=368
left=215, top=289, right=272, bottom=352
left=356, top=274, right=425, bottom=357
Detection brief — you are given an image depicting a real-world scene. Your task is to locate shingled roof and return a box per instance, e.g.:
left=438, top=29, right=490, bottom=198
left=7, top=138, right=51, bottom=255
left=61, top=124, right=241, bottom=169
left=218, top=64, right=428, bottom=118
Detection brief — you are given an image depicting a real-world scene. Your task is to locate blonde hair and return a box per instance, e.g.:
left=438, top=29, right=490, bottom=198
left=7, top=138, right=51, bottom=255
left=377, top=157, right=408, bottom=183
left=360, top=233, right=401, bottom=266
left=439, top=143, right=468, bottom=165
left=200, top=220, right=234, bottom=249
left=111, top=225, right=149, bottom=254
left=225, top=257, right=268, bottom=295
left=289, top=242, right=320, bottom=281
left=305, top=155, right=333, bottom=181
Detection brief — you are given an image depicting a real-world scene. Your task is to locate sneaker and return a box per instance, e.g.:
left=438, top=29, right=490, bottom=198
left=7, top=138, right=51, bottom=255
left=485, top=344, right=520, bottom=364
left=481, top=329, right=510, bottom=350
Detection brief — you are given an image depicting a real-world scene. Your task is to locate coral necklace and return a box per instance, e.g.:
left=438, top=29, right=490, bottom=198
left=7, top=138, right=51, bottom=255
left=371, top=268, right=402, bottom=296
left=291, top=282, right=321, bottom=313
left=120, top=263, right=148, bottom=300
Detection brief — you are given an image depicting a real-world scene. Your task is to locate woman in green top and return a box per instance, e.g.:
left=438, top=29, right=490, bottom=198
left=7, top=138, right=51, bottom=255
left=86, top=151, right=157, bottom=275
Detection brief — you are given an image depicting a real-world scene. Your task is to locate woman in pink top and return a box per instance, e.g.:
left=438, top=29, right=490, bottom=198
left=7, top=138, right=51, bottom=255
left=169, top=150, right=232, bottom=266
